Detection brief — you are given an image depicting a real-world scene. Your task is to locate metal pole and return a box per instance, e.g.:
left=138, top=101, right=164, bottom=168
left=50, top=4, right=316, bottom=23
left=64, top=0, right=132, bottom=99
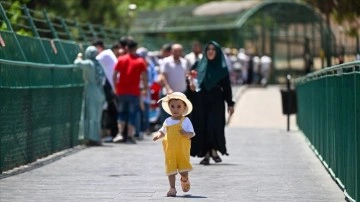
left=75, top=20, right=87, bottom=42
left=287, top=74, right=291, bottom=131
left=23, top=5, right=51, bottom=63
left=0, top=3, right=27, bottom=61
left=43, top=9, right=59, bottom=39
left=60, top=18, right=74, bottom=41
left=87, top=22, right=97, bottom=41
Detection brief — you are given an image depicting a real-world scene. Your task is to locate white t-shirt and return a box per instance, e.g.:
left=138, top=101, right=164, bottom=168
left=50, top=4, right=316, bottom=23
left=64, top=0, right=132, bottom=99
left=159, top=117, right=195, bottom=137
left=185, top=52, right=203, bottom=69
left=96, top=49, right=117, bottom=90
left=160, top=56, right=188, bottom=92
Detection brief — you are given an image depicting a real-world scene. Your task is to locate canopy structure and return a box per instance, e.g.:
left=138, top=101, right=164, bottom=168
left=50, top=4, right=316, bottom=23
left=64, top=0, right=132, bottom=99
left=133, top=0, right=335, bottom=83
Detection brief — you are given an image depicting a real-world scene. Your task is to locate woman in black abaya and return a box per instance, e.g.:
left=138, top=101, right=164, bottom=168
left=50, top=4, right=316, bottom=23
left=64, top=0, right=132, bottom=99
left=189, top=41, right=235, bottom=165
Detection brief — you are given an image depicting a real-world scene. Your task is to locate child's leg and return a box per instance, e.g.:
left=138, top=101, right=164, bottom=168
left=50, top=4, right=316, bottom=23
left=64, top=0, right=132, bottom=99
left=168, top=174, right=176, bottom=188
left=179, top=171, right=188, bottom=181
left=167, top=174, right=177, bottom=197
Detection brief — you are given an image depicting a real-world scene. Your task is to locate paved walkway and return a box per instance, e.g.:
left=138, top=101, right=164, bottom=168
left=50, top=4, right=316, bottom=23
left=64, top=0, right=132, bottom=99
left=0, top=86, right=345, bottom=201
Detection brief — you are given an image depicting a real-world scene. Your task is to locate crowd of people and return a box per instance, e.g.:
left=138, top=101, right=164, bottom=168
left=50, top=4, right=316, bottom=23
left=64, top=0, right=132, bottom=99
left=74, top=36, right=273, bottom=147
left=223, top=47, right=272, bottom=86
left=74, top=36, right=272, bottom=196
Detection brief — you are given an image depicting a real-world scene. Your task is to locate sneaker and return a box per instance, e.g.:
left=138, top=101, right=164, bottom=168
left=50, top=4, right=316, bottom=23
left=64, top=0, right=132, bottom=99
left=127, top=136, right=137, bottom=144
left=113, top=134, right=124, bottom=143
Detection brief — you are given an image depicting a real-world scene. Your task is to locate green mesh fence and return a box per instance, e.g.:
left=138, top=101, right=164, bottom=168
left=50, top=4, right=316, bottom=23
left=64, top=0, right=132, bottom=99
left=295, top=61, right=360, bottom=202
left=0, top=30, right=81, bottom=65
left=0, top=59, right=84, bottom=173
left=0, top=31, right=26, bottom=61
left=0, top=1, right=105, bottom=174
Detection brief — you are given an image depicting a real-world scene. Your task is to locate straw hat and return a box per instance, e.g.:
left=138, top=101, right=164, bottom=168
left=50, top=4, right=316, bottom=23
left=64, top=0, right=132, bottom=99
left=158, top=92, right=193, bottom=116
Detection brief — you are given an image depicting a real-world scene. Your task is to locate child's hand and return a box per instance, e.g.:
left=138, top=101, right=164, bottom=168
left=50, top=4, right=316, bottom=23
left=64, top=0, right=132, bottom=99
left=153, top=132, right=164, bottom=141
left=153, top=134, right=159, bottom=141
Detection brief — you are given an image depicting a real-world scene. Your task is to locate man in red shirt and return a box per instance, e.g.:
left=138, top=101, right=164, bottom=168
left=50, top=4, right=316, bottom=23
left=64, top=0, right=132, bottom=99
left=112, top=39, right=148, bottom=144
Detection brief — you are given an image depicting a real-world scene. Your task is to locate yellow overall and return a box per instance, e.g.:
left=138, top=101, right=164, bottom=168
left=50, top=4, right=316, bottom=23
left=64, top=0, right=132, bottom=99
left=162, top=117, right=192, bottom=176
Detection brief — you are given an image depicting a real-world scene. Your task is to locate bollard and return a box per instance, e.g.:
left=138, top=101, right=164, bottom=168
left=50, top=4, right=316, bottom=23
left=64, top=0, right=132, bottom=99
left=280, top=74, right=297, bottom=131
left=286, top=74, right=291, bottom=131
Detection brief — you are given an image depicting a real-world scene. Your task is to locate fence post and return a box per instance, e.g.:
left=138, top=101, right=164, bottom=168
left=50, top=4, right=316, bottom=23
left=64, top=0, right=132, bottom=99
left=43, top=9, right=59, bottom=39
left=87, top=22, right=97, bottom=40
left=60, top=18, right=74, bottom=41
left=23, top=5, right=51, bottom=63
left=0, top=3, right=27, bottom=61
left=75, top=20, right=88, bottom=42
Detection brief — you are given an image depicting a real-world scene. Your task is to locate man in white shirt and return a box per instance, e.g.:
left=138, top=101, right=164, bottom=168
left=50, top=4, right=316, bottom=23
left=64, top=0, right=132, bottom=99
left=157, top=44, right=189, bottom=124
left=93, top=40, right=119, bottom=142
left=161, top=44, right=189, bottom=94
left=93, top=40, right=117, bottom=90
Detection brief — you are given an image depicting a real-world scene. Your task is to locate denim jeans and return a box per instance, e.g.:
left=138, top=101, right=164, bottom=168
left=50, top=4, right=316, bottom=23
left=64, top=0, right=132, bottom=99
left=116, top=95, right=139, bottom=127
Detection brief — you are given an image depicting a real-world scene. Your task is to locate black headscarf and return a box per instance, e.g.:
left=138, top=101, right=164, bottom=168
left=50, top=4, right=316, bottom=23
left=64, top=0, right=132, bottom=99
left=196, top=41, right=229, bottom=91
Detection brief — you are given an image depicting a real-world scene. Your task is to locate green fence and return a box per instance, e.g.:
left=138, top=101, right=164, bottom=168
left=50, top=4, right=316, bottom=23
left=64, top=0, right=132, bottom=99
left=295, top=61, right=360, bottom=202
left=0, top=59, right=84, bottom=173
left=0, top=1, right=123, bottom=52
left=0, top=2, right=87, bottom=173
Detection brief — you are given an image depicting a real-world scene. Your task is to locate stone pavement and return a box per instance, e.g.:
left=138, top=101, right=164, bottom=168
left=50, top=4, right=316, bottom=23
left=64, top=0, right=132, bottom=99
left=0, top=86, right=345, bottom=202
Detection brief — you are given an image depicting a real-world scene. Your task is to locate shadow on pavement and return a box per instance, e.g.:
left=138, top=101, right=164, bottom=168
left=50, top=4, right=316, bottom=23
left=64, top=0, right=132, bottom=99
left=197, top=163, right=239, bottom=166
left=177, top=194, right=207, bottom=198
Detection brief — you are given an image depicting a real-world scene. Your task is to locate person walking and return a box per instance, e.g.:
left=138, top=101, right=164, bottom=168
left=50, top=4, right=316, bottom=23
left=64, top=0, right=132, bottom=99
left=158, top=44, right=189, bottom=124
left=161, top=44, right=189, bottom=94
left=112, top=39, right=148, bottom=144
left=189, top=41, right=235, bottom=165
left=153, top=92, right=195, bottom=197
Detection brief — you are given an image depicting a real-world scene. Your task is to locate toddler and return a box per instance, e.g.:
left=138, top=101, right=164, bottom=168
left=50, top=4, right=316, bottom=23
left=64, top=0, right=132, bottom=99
left=153, top=92, right=195, bottom=197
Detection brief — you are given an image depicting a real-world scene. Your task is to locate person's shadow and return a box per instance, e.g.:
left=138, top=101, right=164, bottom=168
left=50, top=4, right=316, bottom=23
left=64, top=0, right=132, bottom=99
left=176, top=194, right=207, bottom=198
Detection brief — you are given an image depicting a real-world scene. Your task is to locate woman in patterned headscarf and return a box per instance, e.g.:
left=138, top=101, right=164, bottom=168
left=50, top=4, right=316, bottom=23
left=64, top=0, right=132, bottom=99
left=189, top=41, right=235, bottom=165
left=75, top=46, right=105, bottom=146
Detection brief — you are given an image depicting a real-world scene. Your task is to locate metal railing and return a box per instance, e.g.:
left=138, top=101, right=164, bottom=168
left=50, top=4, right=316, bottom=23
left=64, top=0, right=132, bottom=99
left=295, top=61, right=360, bottom=202
left=0, top=1, right=123, bottom=61
left=0, top=59, right=84, bottom=173
left=0, top=2, right=89, bottom=173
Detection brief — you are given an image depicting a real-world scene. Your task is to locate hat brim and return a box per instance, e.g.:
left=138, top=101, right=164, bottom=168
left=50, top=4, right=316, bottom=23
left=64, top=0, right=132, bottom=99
left=160, top=96, right=193, bottom=116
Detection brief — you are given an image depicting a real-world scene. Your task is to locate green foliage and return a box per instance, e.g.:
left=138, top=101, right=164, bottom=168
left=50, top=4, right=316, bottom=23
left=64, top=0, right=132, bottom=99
left=0, top=1, right=32, bottom=36
left=304, top=0, right=360, bottom=37
left=3, top=0, right=225, bottom=32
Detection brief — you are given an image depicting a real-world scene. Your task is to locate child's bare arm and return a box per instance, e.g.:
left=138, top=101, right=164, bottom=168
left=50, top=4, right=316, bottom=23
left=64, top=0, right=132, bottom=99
left=153, top=132, right=165, bottom=141
left=179, top=130, right=194, bottom=139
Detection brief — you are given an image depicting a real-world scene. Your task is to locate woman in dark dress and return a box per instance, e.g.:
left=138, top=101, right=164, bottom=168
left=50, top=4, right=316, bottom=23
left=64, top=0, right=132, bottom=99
left=188, top=41, right=235, bottom=165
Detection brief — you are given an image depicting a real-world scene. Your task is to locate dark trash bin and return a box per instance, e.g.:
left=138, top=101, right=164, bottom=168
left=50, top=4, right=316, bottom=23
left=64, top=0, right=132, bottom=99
left=280, top=89, right=297, bottom=115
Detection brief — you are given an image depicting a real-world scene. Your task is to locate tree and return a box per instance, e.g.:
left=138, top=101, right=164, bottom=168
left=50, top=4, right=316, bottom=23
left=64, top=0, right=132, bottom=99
left=333, top=0, right=360, bottom=54
left=304, top=0, right=360, bottom=54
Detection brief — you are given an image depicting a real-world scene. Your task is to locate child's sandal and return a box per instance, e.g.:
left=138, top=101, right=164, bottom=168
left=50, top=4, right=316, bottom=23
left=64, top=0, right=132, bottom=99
left=180, top=177, right=191, bottom=192
left=167, top=188, right=177, bottom=197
